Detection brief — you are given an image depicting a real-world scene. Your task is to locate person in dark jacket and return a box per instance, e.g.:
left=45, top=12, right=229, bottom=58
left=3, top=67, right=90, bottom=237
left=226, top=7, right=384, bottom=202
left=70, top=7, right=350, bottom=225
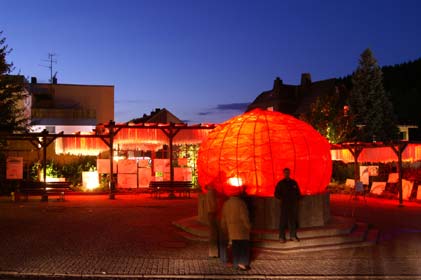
left=274, top=168, right=301, bottom=242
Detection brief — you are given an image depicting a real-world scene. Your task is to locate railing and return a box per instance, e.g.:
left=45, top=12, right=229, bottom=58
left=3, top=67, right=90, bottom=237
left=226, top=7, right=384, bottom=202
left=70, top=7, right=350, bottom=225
left=31, top=108, right=96, bottom=119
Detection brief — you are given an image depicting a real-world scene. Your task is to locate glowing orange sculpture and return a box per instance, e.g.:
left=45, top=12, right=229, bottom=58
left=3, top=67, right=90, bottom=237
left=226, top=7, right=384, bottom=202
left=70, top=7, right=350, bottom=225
left=198, top=109, right=332, bottom=196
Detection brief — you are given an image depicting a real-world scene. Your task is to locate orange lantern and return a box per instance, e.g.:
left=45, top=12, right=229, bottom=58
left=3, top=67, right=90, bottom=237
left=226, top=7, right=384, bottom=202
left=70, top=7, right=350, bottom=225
left=198, top=109, right=332, bottom=196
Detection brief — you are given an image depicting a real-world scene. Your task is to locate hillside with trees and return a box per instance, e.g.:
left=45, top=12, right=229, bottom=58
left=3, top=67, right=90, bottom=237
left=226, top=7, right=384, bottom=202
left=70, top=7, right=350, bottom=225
left=382, top=58, right=421, bottom=126
left=341, top=57, right=421, bottom=129
left=325, top=56, right=421, bottom=141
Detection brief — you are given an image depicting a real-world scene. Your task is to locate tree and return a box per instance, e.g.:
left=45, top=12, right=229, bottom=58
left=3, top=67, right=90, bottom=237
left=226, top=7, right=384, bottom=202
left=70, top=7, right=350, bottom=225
left=0, top=31, right=28, bottom=133
left=301, top=86, right=355, bottom=143
left=349, top=48, right=398, bottom=142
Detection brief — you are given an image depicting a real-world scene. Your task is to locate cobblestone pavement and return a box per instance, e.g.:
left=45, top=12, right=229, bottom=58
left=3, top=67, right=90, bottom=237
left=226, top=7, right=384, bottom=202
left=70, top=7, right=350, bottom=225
left=0, top=194, right=420, bottom=279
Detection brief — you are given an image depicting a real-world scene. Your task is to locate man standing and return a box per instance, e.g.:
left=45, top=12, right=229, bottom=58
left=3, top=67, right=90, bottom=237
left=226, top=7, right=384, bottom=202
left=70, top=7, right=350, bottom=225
left=274, top=168, right=301, bottom=242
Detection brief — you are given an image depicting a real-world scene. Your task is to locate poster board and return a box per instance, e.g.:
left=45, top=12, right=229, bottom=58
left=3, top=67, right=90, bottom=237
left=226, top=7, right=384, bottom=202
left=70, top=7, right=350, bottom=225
left=174, top=167, right=192, bottom=181
left=359, top=166, right=370, bottom=185
left=367, top=166, right=379, bottom=176
left=138, top=159, right=149, bottom=168
left=97, top=159, right=117, bottom=174
left=387, top=173, right=399, bottom=184
left=178, top=158, right=188, bottom=167
left=117, top=159, right=137, bottom=174
left=138, top=168, right=151, bottom=188
left=154, top=159, right=170, bottom=172
left=117, top=174, right=137, bottom=188
left=402, top=179, right=414, bottom=200
left=370, top=181, right=386, bottom=195
left=345, top=179, right=355, bottom=189
left=6, top=157, right=23, bottom=180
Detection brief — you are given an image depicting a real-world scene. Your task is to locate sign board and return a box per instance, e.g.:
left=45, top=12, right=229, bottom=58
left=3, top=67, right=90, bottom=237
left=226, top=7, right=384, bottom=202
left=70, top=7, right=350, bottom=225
left=6, top=157, right=23, bottom=180
left=97, top=159, right=117, bottom=174
left=117, top=159, right=137, bottom=174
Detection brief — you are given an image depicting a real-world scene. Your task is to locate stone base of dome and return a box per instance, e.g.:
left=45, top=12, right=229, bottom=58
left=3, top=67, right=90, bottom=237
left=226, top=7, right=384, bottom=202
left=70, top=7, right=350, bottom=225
left=197, top=192, right=330, bottom=229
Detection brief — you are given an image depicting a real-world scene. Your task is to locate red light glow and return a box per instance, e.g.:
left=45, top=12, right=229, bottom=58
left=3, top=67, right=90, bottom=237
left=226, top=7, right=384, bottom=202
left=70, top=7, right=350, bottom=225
left=198, top=109, right=332, bottom=197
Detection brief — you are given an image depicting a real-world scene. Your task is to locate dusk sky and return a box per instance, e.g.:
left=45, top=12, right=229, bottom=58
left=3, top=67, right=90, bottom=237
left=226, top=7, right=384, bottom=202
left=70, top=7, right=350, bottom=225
left=2, top=0, right=421, bottom=124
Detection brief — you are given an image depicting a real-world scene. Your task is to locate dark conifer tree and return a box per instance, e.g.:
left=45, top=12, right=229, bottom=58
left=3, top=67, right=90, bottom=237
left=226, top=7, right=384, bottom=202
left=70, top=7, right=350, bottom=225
left=0, top=31, right=28, bottom=133
left=349, top=48, right=398, bottom=142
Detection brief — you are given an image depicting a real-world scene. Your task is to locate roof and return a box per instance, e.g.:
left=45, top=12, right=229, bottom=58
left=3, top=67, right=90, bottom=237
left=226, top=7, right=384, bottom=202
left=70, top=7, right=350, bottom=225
left=28, top=82, right=114, bottom=88
left=130, top=108, right=184, bottom=124
left=247, top=75, right=342, bottom=117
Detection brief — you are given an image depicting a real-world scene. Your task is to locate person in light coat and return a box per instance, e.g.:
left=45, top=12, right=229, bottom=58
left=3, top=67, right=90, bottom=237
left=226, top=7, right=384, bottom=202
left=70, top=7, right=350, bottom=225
left=220, top=189, right=251, bottom=270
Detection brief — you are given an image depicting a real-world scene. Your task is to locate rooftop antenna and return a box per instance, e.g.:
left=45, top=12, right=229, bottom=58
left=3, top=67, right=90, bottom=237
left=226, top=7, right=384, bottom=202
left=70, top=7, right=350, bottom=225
left=39, top=52, right=57, bottom=84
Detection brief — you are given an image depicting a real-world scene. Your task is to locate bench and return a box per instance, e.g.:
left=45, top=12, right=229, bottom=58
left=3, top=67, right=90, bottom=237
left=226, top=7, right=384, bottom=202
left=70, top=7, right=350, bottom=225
left=20, top=181, right=71, bottom=201
left=149, top=181, right=193, bottom=199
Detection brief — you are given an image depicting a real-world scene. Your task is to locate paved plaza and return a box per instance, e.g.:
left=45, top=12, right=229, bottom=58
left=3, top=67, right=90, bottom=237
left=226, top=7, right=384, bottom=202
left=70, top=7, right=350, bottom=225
left=0, top=193, right=420, bottom=279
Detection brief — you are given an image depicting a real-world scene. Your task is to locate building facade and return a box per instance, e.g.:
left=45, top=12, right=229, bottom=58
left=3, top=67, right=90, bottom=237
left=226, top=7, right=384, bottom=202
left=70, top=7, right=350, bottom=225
left=28, top=77, right=114, bottom=134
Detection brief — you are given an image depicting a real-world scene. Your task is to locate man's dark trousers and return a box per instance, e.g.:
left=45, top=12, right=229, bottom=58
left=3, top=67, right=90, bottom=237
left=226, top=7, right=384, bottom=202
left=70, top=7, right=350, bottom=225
left=279, top=200, right=298, bottom=239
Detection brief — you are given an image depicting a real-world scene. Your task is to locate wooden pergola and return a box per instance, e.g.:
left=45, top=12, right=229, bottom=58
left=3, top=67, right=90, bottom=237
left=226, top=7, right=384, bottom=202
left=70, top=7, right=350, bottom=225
left=330, top=141, right=412, bottom=206
left=2, top=122, right=216, bottom=200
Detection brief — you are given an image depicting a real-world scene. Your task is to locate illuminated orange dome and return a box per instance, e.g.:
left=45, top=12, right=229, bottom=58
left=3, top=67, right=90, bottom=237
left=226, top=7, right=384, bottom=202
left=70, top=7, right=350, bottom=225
left=198, top=109, right=332, bottom=196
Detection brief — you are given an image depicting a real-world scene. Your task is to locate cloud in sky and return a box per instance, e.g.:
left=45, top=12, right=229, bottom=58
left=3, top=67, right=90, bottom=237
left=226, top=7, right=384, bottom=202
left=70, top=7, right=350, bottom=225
left=197, top=111, right=212, bottom=116
left=215, top=103, right=250, bottom=111
left=196, top=102, right=249, bottom=117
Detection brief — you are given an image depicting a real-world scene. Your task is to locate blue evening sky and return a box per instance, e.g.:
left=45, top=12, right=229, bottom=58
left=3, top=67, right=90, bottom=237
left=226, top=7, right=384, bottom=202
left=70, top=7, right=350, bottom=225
left=1, top=0, right=421, bottom=123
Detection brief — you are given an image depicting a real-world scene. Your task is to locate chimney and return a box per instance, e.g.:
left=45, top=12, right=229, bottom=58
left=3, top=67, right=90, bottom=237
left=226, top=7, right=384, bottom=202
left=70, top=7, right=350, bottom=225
left=31, top=77, right=37, bottom=84
left=273, top=77, right=283, bottom=94
left=52, top=77, right=58, bottom=84
left=301, top=73, right=312, bottom=86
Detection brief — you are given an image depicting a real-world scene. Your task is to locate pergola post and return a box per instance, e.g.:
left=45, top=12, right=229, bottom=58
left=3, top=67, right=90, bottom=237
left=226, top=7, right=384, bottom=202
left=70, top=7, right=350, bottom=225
left=391, top=142, right=408, bottom=207
left=34, top=129, right=62, bottom=202
left=99, top=120, right=122, bottom=200
left=169, top=135, right=174, bottom=182
left=109, top=121, right=116, bottom=199
left=347, top=144, right=363, bottom=182
left=41, top=130, right=48, bottom=201
left=161, top=125, right=181, bottom=184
